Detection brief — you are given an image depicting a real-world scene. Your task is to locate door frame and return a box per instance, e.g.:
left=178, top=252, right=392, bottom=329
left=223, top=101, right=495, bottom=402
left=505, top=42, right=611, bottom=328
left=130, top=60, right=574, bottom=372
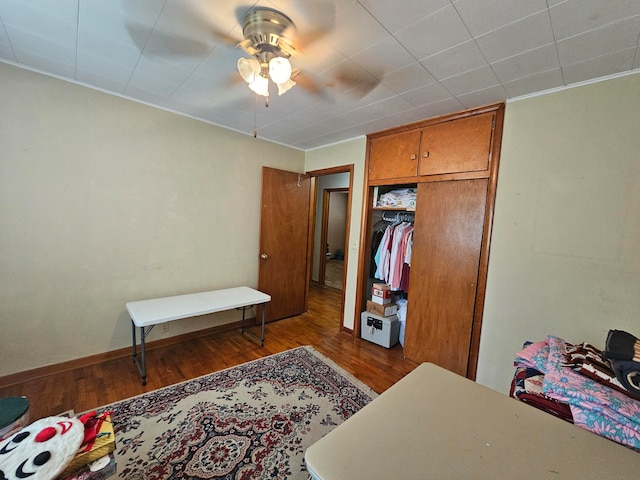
left=306, top=164, right=354, bottom=333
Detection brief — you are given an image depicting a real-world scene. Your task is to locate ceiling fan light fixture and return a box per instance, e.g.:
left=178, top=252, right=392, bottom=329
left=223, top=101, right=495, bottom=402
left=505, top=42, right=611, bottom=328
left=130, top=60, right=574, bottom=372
left=248, top=74, right=269, bottom=97
left=268, top=56, right=292, bottom=84
left=237, top=57, right=261, bottom=83
left=276, top=78, right=296, bottom=96
left=236, top=8, right=305, bottom=100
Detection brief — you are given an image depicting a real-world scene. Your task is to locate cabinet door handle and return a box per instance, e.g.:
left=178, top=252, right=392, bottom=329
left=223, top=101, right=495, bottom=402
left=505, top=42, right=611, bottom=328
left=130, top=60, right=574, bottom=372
left=410, top=154, right=417, bottom=160
left=423, top=151, right=430, bottom=158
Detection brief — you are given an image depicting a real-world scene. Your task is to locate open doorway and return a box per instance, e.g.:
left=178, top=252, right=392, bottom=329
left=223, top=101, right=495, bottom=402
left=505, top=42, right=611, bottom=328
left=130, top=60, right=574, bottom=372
left=320, top=188, right=348, bottom=289
left=306, top=165, right=353, bottom=330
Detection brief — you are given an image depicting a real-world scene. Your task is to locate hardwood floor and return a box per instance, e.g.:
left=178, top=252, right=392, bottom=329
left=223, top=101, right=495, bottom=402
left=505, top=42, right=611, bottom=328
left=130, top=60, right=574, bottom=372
left=0, top=283, right=417, bottom=420
left=324, top=259, right=344, bottom=289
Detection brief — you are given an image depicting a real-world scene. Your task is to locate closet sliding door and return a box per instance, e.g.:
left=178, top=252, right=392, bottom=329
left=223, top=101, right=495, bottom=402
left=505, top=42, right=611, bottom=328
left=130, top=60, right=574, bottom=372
left=403, top=179, right=488, bottom=376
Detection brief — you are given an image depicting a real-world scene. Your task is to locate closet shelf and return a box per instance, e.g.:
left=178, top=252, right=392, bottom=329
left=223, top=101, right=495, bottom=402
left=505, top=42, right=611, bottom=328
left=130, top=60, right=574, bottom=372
left=373, top=206, right=416, bottom=211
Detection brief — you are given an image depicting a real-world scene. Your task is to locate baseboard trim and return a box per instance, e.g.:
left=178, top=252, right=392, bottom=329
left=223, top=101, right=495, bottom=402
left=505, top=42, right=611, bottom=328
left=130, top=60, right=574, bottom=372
left=0, top=319, right=251, bottom=388
left=341, top=325, right=353, bottom=334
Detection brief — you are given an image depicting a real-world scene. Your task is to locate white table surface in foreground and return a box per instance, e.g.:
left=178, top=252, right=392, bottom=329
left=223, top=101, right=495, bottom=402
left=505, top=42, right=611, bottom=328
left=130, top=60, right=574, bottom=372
left=126, top=286, right=271, bottom=326
left=305, top=363, right=640, bottom=480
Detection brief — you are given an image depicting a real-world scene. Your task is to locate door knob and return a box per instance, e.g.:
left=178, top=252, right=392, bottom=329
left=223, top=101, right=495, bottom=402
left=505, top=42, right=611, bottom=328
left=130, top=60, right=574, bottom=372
left=260, top=253, right=269, bottom=260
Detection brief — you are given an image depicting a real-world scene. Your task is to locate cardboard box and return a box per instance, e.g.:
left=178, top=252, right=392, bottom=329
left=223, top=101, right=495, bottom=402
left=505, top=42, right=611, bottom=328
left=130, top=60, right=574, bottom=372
left=361, top=312, right=400, bottom=348
left=372, top=283, right=390, bottom=291
left=372, top=287, right=392, bottom=299
left=61, top=452, right=116, bottom=480
left=366, top=300, right=398, bottom=317
left=371, top=295, right=392, bottom=305
left=60, top=415, right=115, bottom=478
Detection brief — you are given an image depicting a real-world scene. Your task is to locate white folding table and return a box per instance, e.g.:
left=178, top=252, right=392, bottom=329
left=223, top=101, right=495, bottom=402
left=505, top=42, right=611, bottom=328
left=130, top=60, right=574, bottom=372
left=126, top=286, right=271, bottom=385
left=305, top=362, right=640, bottom=479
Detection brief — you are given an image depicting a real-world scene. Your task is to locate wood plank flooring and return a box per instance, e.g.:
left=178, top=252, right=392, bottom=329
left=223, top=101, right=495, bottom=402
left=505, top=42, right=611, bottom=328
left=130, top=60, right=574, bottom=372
left=0, top=283, right=417, bottom=420
left=324, top=259, right=344, bottom=289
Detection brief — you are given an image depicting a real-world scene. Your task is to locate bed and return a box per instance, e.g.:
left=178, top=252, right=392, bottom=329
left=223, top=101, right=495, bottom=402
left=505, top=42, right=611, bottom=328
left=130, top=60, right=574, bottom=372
left=511, top=335, right=640, bottom=451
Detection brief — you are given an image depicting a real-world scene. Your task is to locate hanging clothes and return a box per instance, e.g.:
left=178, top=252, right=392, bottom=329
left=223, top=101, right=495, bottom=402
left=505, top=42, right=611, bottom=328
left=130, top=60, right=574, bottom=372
left=373, top=220, right=413, bottom=291
left=399, top=229, right=413, bottom=291
left=369, top=228, right=385, bottom=279
left=374, top=225, right=392, bottom=281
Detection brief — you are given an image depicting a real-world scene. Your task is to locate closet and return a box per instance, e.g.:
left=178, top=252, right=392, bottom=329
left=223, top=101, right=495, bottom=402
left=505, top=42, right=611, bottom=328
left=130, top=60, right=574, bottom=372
left=356, top=103, right=504, bottom=379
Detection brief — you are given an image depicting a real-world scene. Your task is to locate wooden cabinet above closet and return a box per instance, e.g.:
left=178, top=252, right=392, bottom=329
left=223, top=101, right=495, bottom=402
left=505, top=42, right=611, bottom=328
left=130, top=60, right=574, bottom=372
left=419, top=112, right=494, bottom=176
left=368, top=130, right=421, bottom=180
left=367, top=106, right=498, bottom=183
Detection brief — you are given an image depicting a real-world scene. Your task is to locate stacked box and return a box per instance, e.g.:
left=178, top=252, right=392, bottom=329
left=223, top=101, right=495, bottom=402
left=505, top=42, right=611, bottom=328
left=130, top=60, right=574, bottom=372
left=372, top=283, right=390, bottom=294
left=366, top=300, right=398, bottom=317
left=371, top=283, right=392, bottom=305
left=360, top=312, right=400, bottom=348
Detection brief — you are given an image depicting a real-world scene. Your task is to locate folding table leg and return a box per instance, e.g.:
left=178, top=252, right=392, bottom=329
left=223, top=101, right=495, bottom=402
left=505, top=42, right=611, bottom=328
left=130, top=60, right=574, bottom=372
left=139, top=326, right=147, bottom=386
left=131, top=319, right=137, bottom=360
left=239, top=304, right=265, bottom=347
left=260, top=302, right=266, bottom=346
left=131, top=320, right=151, bottom=386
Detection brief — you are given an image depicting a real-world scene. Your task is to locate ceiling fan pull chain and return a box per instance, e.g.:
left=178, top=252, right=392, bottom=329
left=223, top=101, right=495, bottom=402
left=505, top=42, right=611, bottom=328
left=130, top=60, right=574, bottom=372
left=254, top=93, right=258, bottom=138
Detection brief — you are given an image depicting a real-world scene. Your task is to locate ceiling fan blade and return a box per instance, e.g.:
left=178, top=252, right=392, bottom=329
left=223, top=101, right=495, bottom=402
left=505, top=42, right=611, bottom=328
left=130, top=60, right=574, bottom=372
left=294, top=0, right=336, bottom=22
left=291, top=70, right=326, bottom=97
left=125, top=1, right=245, bottom=58
left=126, top=23, right=211, bottom=57
left=236, top=38, right=255, bottom=56
left=287, top=22, right=333, bottom=52
left=326, top=64, right=383, bottom=100
left=286, top=1, right=335, bottom=51
left=211, top=27, right=243, bottom=48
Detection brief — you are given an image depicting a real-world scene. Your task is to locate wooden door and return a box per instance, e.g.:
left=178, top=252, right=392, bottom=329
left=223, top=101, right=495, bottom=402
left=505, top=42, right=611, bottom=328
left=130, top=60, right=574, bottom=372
left=368, top=129, right=421, bottom=181
left=403, top=179, right=488, bottom=376
left=418, top=112, right=494, bottom=176
left=258, top=167, right=311, bottom=321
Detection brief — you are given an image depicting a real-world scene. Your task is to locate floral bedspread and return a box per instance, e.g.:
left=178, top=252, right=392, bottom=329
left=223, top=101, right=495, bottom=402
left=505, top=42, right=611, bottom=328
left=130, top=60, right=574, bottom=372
left=515, top=335, right=640, bottom=450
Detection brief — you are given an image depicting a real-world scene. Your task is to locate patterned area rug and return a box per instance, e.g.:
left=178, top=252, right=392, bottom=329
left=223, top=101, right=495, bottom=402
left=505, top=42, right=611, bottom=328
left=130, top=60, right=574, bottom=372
left=98, top=346, right=377, bottom=479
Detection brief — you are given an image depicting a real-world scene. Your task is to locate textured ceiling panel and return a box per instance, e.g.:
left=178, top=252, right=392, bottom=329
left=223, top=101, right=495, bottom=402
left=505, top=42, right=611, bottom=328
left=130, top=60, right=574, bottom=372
left=0, top=0, right=638, bottom=150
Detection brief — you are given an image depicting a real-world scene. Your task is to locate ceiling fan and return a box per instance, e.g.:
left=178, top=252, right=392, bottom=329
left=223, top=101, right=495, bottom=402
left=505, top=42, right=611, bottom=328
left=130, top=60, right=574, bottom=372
left=234, top=7, right=381, bottom=104
left=235, top=7, right=300, bottom=99
left=125, top=3, right=379, bottom=104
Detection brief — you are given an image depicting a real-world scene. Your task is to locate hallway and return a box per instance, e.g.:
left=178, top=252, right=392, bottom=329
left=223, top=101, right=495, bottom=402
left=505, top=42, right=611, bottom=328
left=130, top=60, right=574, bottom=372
left=323, top=259, right=344, bottom=289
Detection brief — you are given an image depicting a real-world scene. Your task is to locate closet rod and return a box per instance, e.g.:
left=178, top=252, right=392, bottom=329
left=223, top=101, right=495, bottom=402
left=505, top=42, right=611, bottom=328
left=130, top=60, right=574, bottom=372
left=381, top=211, right=415, bottom=223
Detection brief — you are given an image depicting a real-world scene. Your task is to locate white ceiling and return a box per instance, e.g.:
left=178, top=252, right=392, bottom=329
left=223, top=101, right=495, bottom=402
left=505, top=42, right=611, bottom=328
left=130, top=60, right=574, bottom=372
left=1, top=1, right=639, bottom=150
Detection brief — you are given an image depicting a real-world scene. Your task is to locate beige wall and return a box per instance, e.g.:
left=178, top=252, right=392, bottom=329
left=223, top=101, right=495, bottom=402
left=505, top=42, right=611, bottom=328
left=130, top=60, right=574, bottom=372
left=477, top=72, right=640, bottom=393
left=3, top=60, right=638, bottom=388
left=0, top=63, right=305, bottom=376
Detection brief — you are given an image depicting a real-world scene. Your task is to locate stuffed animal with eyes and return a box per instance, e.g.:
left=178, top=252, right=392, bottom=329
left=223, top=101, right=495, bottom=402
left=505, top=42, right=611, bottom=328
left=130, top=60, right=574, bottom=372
left=0, top=415, right=84, bottom=480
